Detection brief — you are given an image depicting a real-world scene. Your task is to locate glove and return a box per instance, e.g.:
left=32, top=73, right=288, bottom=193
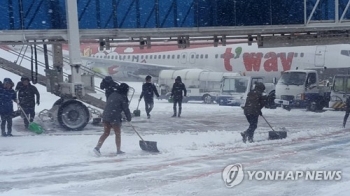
left=37, top=100, right=40, bottom=106
left=259, top=110, right=262, bottom=116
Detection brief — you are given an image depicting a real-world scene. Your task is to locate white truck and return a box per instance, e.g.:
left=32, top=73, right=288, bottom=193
left=329, top=74, right=350, bottom=110
left=274, top=69, right=331, bottom=111
left=217, top=76, right=276, bottom=107
left=157, top=69, right=240, bottom=103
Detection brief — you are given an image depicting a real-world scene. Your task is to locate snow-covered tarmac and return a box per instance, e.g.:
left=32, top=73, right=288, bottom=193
left=1, top=49, right=349, bottom=196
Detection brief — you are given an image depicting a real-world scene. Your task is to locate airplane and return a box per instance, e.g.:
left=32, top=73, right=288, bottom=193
left=3, top=41, right=349, bottom=82
left=64, top=42, right=350, bottom=83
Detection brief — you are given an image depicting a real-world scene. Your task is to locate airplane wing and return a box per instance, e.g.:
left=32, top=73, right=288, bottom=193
left=67, top=54, right=186, bottom=81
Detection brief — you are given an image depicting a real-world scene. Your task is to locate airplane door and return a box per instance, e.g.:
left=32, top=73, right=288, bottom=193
left=181, top=52, right=187, bottom=64
left=314, top=46, right=326, bottom=67
left=189, top=52, right=196, bottom=64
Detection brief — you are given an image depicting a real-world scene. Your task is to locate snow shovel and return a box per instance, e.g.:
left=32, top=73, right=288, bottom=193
left=261, top=115, right=287, bottom=140
left=18, top=105, right=44, bottom=134
left=128, top=122, right=159, bottom=153
left=133, top=100, right=141, bottom=117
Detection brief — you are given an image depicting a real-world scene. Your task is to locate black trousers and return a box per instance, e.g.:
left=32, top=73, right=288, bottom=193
left=344, top=109, right=350, bottom=127
left=1, top=114, right=12, bottom=134
left=145, top=100, right=154, bottom=116
left=173, top=98, right=182, bottom=115
left=245, top=114, right=259, bottom=139
left=21, top=107, right=35, bottom=128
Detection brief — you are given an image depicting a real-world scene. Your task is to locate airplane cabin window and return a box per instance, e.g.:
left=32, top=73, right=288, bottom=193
left=128, top=55, right=130, bottom=59
left=145, top=55, right=148, bottom=59
left=158, top=55, right=161, bottom=59
left=150, top=55, right=153, bottom=59
left=177, top=55, right=180, bottom=59
left=191, top=55, right=194, bottom=59
left=104, top=56, right=107, bottom=59
left=205, top=54, right=208, bottom=59
left=167, top=55, right=170, bottom=59
left=154, top=55, right=157, bottom=59
left=294, top=53, right=298, bottom=58
left=215, top=54, right=218, bottom=58
left=141, top=55, right=144, bottom=59
left=196, top=54, right=199, bottom=59
left=172, top=55, right=175, bottom=59
left=300, top=53, right=304, bottom=57
left=182, top=55, right=186, bottom=58
left=200, top=54, right=203, bottom=59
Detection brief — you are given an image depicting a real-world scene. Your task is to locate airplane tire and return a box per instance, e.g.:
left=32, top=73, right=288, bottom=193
left=57, top=100, right=90, bottom=131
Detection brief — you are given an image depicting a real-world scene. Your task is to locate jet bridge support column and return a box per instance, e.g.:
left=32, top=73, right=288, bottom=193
left=61, top=0, right=84, bottom=98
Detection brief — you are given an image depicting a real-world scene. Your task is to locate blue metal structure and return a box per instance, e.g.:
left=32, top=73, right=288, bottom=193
left=1, top=0, right=350, bottom=30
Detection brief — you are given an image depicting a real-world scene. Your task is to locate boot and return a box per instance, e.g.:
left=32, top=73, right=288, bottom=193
left=178, top=108, right=182, bottom=117
left=241, top=131, right=247, bottom=143
left=172, top=108, right=177, bottom=117
left=343, top=121, right=346, bottom=128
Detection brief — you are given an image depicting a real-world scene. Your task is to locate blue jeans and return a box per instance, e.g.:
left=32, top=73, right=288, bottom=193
left=145, top=100, right=154, bottom=116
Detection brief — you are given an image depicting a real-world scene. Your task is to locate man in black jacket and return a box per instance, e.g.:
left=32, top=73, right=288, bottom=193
left=100, top=76, right=119, bottom=100
left=139, top=75, right=159, bottom=119
left=171, top=76, right=187, bottom=117
left=18, top=77, right=40, bottom=129
left=241, top=82, right=266, bottom=143
left=343, top=96, right=350, bottom=128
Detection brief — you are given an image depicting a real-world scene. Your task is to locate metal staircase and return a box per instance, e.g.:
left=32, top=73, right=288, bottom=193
left=0, top=46, right=135, bottom=111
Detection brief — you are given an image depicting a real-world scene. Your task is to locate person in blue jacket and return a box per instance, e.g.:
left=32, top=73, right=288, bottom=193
left=1, top=78, right=17, bottom=137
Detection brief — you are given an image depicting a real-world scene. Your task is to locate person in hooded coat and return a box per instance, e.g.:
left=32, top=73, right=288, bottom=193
left=100, top=76, right=119, bottom=100
left=241, top=82, right=266, bottom=143
left=94, top=83, right=132, bottom=156
left=17, top=77, right=40, bottom=129
left=171, top=76, right=187, bottom=117
left=139, top=75, right=160, bottom=119
left=1, top=78, right=17, bottom=136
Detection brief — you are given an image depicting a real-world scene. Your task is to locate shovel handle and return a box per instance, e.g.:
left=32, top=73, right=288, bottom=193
left=17, top=104, right=31, bottom=122
left=128, top=122, right=145, bottom=142
left=136, top=100, right=141, bottom=110
left=261, top=115, right=276, bottom=132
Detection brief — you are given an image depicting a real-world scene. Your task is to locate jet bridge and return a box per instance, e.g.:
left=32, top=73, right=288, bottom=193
left=1, top=0, right=350, bottom=47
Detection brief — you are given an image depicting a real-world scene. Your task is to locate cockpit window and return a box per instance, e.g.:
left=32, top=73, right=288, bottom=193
left=341, top=50, right=350, bottom=56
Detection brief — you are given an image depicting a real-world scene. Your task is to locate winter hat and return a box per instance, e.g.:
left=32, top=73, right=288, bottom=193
left=254, top=82, right=265, bottom=92
left=118, top=83, right=129, bottom=95
left=104, top=76, right=113, bottom=83
left=21, top=77, right=30, bottom=82
left=145, top=75, right=152, bottom=81
left=175, top=76, right=182, bottom=82
left=3, top=78, right=12, bottom=84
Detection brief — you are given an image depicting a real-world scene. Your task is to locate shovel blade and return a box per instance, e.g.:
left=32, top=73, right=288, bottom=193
left=133, top=110, right=141, bottom=117
left=28, top=122, right=44, bottom=134
left=139, top=140, right=159, bottom=153
left=268, top=131, right=287, bottom=140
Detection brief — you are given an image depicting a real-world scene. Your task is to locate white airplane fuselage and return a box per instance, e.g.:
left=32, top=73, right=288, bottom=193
left=78, top=43, right=350, bottom=82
